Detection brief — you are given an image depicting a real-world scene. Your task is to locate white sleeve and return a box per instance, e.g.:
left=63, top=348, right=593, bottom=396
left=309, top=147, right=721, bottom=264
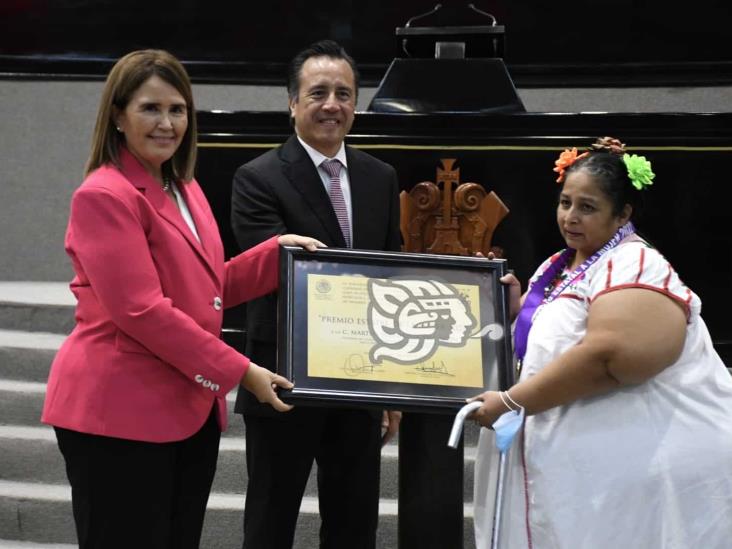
left=588, top=242, right=695, bottom=317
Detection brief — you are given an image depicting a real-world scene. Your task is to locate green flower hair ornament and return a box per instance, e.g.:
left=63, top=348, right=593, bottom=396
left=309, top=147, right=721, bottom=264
left=623, top=153, right=655, bottom=190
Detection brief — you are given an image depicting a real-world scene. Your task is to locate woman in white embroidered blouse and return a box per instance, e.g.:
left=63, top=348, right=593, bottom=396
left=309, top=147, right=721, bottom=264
left=469, top=137, right=732, bottom=549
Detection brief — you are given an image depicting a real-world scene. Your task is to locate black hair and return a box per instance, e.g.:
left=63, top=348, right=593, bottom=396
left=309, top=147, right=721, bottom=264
left=563, top=146, right=645, bottom=222
left=287, top=39, right=359, bottom=101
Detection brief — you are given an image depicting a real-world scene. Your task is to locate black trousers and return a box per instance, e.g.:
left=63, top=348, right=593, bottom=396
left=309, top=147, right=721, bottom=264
left=54, top=409, right=220, bottom=549
left=242, top=407, right=382, bottom=549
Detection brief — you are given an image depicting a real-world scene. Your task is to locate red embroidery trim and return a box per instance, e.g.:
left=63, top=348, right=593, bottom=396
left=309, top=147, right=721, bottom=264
left=605, top=259, right=613, bottom=288
left=591, top=283, right=692, bottom=320
left=663, top=264, right=673, bottom=290
left=635, top=247, right=645, bottom=283
left=521, top=427, right=533, bottom=549
left=556, top=293, right=585, bottom=302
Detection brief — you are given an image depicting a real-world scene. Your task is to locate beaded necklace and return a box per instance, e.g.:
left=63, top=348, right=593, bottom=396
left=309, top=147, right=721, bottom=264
left=513, top=221, right=636, bottom=372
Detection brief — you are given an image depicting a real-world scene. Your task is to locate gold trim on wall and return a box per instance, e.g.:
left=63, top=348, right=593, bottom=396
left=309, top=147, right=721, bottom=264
left=197, top=142, right=732, bottom=152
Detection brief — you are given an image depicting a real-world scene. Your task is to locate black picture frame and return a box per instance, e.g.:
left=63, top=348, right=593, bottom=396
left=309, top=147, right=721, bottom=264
left=277, top=246, right=514, bottom=412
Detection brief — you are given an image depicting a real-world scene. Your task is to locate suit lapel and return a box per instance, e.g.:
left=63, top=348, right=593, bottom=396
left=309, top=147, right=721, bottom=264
left=119, top=148, right=218, bottom=278
left=177, top=182, right=220, bottom=273
left=281, top=136, right=347, bottom=247
left=346, top=147, right=376, bottom=250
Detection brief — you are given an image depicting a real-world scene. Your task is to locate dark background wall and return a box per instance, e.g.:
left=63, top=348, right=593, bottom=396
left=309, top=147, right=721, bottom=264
left=2, top=1, right=731, bottom=86
left=1, top=0, right=731, bottom=282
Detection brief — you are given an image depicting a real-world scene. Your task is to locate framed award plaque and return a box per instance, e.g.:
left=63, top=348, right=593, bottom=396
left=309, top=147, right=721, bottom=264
left=277, top=246, right=514, bottom=412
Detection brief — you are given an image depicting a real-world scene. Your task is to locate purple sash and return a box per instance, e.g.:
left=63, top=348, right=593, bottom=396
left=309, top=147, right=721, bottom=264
left=513, top=222, right=636, bottom=364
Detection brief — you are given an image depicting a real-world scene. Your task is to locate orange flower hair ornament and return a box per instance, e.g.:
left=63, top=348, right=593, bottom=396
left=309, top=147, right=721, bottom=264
left=553, top=148, right=589, bottom=183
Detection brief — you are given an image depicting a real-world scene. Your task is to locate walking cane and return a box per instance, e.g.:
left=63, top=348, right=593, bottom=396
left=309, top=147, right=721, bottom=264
left=490, top=449, right=507, bottom=549
left=448, top=400, right=513, bottom=549
left=447, top=401, right=482, bottom=449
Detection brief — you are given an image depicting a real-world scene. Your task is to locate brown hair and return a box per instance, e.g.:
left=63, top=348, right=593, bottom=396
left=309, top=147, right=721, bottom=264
left=84, top=49, right=197, bottom=181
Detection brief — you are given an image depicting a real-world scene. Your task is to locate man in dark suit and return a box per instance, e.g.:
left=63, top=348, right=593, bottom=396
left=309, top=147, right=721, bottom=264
left=230, top=40, right=402, bottom=549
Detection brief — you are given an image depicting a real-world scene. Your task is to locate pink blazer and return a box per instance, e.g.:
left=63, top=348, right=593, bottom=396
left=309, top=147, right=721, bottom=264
left=42, top=148, right=280, bottom=442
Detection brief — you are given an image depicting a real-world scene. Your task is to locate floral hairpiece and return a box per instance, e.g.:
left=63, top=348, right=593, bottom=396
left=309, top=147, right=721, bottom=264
left=592, top=136, right=626, bottom=155
left=553, top=148, right=589, bottom=183
left=622, top=153, right=655, bottom=190
left=553, top=140, right=656, bottom=191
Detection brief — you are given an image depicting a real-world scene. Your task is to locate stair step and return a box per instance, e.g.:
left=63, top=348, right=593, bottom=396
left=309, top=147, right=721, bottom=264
left=0, top=331, right=65, bottom=350
left=0, top=331, right=63, bottom=383
left=0, top=380, right=44, bottom=426
left=0, top=425, right=477, bottom=502
left=0, top=283, right=484, bottom=549
left=0, top=304, right=73, bottom=336
left=0, top=378, right=481, bottom=501
left=0, top=283, right=75, bottom=335
left=0, top=372, right=484, bottom=445
left=0, top=284, right=75, bottom=307
left=0, top=540, right=76, bottom=549
left=0, top=480, right=476, bottom=548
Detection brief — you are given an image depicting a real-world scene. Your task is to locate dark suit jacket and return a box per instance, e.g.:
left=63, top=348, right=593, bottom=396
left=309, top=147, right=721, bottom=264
left=231, top=135, right=401, bottom=414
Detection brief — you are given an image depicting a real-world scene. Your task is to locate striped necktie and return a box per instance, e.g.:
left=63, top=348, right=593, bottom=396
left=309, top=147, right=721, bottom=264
left=320, top=159, right=352, bottom=247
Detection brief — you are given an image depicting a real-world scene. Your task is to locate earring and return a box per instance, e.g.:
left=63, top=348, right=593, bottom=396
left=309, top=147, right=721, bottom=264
left=116, top=126, right=123, bottom=132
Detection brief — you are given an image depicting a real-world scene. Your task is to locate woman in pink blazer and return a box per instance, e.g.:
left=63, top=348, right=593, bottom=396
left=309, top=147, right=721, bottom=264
left=41, top=50, right=321, bottom=549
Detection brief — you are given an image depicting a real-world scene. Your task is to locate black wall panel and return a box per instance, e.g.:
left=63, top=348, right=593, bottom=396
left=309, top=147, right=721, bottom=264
left=2, top=1, right=731, bottom=86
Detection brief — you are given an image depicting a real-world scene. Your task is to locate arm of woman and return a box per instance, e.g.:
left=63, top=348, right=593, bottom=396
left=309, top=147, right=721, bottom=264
left=226, top=163, right=326, bottom=306
left=472, top=287, right=686, bottom=425
left=68, top=186, right=254, bottom=395
left=222, top=233, right=323, bottom=307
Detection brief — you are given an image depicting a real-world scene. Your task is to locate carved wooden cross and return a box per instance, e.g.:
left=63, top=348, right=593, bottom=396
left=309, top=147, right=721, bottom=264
left=430, top=158, right=467, bottom=255
left=400, top=158, right=509, bottom=257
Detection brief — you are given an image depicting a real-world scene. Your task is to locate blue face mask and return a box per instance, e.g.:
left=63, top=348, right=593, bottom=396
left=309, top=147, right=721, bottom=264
left=492, top=407, right=525, bottom=453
